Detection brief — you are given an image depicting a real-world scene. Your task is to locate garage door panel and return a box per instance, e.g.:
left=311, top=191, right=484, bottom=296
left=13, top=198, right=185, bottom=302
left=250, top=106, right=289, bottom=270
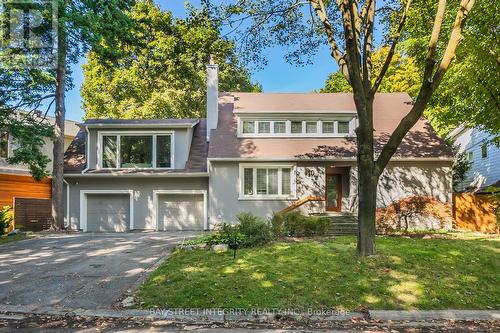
left=87, top=194, right=130, bottom=232
left=158, top=194, right=204, bottom=231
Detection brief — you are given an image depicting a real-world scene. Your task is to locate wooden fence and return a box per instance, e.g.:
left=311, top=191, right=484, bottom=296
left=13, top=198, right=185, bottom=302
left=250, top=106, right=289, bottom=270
left=453, top=193, right=499, bottom=233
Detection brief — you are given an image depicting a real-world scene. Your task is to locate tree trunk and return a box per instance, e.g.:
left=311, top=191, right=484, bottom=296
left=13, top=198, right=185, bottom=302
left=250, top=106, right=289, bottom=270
left=51, top=15, right=67, bottom=229
left=357, top=154, right=377, bottom=256
left=354, top=93, right=378, bottom=256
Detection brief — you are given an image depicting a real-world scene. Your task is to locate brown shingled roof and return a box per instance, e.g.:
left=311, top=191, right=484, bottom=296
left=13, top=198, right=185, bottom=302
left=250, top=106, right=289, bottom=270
left=208, top=92, right=453, bottom=159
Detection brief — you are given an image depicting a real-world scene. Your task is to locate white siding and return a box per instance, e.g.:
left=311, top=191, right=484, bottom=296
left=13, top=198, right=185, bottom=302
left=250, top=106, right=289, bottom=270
left=452, top=128, right=500, bottom=190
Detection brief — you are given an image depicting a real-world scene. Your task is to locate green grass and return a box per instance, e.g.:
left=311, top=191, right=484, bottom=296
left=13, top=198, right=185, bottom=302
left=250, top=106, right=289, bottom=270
left=0, top=233, right=29, bottom=245
left=137, top=234, right=500, bottom=310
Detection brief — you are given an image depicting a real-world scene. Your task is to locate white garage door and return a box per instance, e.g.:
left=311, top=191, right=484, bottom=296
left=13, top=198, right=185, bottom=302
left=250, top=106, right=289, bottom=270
left=157, top=194, right=204, bottom=231
left=86, top=194, right=130, bottom=232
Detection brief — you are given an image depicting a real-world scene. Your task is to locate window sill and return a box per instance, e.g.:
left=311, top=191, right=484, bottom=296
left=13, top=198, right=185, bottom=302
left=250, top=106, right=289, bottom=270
left=238, top=196, right=298, bottom=201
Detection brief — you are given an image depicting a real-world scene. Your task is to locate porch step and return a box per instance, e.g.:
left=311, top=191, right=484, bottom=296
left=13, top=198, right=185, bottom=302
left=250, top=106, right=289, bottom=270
left=327, top=223, right=358, bottom=236
left=322, top=214, right=358, bottom=236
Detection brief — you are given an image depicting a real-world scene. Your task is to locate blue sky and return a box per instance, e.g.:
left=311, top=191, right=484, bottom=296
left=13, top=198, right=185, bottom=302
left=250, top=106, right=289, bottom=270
left=65, top=1, right=341, bottom=122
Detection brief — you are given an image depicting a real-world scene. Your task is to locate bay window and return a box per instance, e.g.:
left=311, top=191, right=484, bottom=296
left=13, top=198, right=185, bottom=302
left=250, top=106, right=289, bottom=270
left=99, top=132, right=173, bottom=169
left=240, top=165, right=295, bottom=199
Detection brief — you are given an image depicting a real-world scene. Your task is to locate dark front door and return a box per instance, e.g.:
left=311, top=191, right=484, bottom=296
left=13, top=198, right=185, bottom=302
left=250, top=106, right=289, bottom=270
left=326, top=174, right=342, bottom=212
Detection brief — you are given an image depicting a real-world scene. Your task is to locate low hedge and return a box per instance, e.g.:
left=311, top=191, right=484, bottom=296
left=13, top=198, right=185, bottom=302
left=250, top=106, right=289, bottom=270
left=184, top=211, right=330, bottom=249
left=271, top=211, right=330, bottom=237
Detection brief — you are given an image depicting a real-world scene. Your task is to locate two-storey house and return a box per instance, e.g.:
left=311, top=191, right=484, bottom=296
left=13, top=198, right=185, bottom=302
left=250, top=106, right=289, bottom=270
left=63, top=63, right=454, bottom=232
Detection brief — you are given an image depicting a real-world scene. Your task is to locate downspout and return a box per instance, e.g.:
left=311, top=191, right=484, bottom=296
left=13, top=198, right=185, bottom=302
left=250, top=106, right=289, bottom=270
left=81, top=125, right=90, bottom=174
left=63, top=179, right=70, bottom=229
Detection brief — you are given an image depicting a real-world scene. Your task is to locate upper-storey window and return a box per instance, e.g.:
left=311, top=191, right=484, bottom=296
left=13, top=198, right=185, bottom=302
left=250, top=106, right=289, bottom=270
left=481, top=143, right=488, bottom=159
left=239, top=118, right=354, bottom=137
left=0, top=132, right=8, bottom=158
left=99, top=132, right=173, bottom=169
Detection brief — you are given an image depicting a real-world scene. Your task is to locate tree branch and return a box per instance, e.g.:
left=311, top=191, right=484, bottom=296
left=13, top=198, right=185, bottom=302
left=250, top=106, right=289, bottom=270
left=370, top=0, right=412, bottom=96
left=362, top=0, right=375, bottom=89
left=374, top=0, right=476, bottom=176
left=431, top=0, right=475, bottom=89
left=309, top=0, right=348, bottom=78
left=423, top=0, right=447, bottom=84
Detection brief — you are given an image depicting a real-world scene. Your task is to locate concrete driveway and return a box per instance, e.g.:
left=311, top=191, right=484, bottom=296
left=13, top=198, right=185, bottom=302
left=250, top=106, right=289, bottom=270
left=0, top=232, right=198, bottom=309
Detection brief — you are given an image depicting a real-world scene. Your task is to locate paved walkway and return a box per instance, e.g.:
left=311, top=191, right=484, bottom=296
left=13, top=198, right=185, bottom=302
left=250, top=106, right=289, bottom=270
left=0, top=232, right=199, bottom=309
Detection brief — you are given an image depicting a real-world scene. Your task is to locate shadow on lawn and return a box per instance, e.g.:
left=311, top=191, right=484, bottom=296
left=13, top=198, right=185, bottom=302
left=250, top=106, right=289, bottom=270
left=141, top=236, right=500, bottom=310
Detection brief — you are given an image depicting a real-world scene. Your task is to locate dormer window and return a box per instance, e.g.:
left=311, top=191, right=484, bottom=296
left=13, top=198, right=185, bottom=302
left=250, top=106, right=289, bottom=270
left=322, top=121, right=334, bottom=134
left=98, top=131, right=173, bottom=169
left=238, top=118, right=355, bottom=137
left=274, top=121, right=286, bottom=134
left=305, top=121, right=318, bottom=134
left=242, top=121, right=255, bottom=134
left=338, top=121, right=350, bottom=134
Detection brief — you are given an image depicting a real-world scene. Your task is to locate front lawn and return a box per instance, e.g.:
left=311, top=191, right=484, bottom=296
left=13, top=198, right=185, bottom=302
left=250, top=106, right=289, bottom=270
left=137, top=234, right=500, bottom=310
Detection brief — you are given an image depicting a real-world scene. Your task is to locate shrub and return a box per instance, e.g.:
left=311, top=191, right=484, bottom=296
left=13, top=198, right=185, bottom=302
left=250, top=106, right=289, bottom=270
left=376, top=196, right=453, bottom=233
left=184, top=226, right=246, bottom=247
left=236, top=212, right=272, bottom=247
left=303, top=216, right=331, bottom=236
left=271, top=211, right=330, bottom=237
left=0, top=206, right=13, bottom=236
left=270, top=212, right=286, bottom=237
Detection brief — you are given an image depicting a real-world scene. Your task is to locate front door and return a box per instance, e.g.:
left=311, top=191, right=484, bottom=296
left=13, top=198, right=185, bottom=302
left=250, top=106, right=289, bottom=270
left=326, top=174, right=342, bottom=212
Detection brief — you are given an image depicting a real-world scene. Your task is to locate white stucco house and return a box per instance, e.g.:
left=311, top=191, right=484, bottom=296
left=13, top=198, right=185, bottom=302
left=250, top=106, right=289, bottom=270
left=63, top=63, right=454, bottom=232
left=448, top=125, right=500, bottom=192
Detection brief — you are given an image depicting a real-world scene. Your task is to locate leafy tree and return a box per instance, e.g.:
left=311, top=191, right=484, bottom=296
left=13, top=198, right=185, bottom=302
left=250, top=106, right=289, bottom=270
left=320, top=47, right=421, bottom=97
left=0, top=0, right=134, bottom=228
left=216, top=0, right=477, bottom=255
left=401, top=0, right=499, bottom=135
left=82, top=1, right=261, bottom=120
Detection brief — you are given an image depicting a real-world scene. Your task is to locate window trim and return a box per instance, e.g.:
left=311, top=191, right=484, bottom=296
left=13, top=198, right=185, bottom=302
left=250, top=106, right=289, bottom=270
left=0, top=131, right=9, bottom=159
left=97, top=131, right=175, bottom=170
left=237, top=118, right=355, bottom=138
left=238, top=163, right=297, bottom=200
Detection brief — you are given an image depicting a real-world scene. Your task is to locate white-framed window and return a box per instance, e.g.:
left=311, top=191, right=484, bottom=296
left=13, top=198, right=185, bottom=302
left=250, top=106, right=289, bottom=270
left=0, top=131, right=9, bottom=158
left=98, top=131, right=174, bottom=169
left=258, top=121, right=271, bottom=134
left=322, top=121, right=334, bottom=134
left=305, top=121, right=318, bottom=134
left=239, top=164, right=296, bottom=199
left=242, top=120, right=255, bottom=134
left=466, top=151, right=474, bottom=163
left=273, top=121, right=287, bottom=134
left=291, top=121, right=303, bottom=134
left=338, top=121, right=350, bottom=134
left=481, top=143, right=488, bottom=159
left=238, top=118, right=355, bottom=137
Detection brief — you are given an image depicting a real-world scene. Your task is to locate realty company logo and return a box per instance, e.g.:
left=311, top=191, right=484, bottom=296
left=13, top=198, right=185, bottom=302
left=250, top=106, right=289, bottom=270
left=0, top=0, right=58, bottom=69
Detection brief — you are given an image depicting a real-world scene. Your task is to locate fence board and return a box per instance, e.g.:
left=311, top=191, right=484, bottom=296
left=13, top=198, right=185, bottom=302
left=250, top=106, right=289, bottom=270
left=453, top=193, right=498, bottom=232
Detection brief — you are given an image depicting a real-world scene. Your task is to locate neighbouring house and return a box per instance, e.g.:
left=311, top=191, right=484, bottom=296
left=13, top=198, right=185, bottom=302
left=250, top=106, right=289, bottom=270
left=448, top=125, right=500, bottom=192
left=0, top=115, right=79, bottom=230
left=448, top=126, right=499, bottom=233
left=63, top=62, right=454, bottom=232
